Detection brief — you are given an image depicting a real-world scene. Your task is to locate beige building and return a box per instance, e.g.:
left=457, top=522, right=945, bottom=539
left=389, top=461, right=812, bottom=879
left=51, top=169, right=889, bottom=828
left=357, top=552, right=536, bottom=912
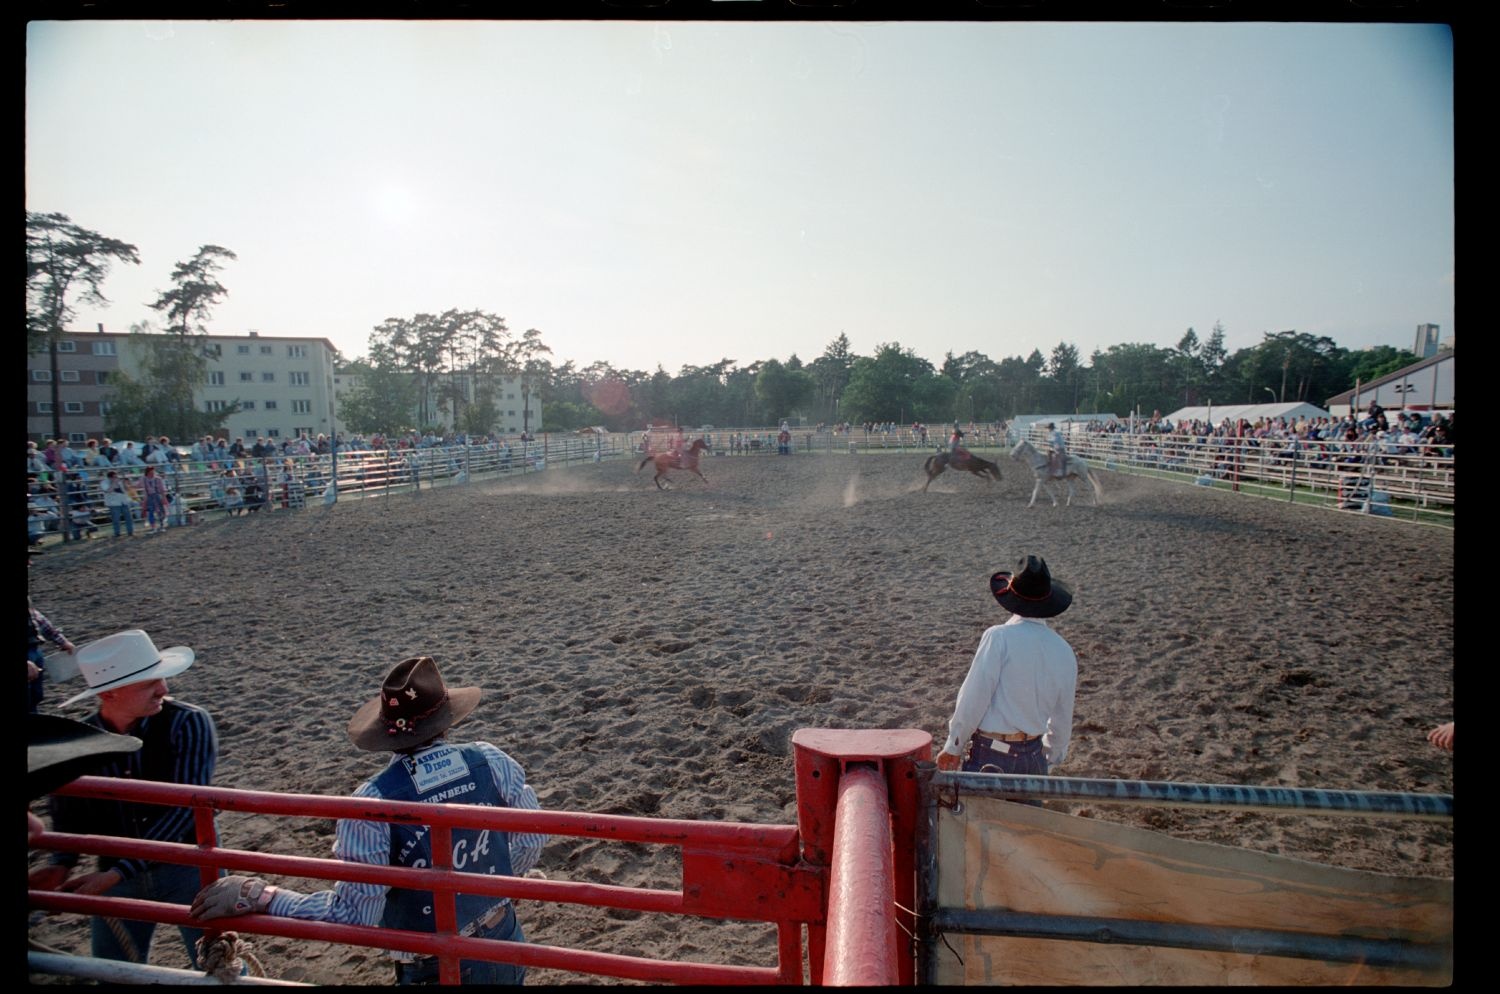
left=27, top=327, right=339, bottom=444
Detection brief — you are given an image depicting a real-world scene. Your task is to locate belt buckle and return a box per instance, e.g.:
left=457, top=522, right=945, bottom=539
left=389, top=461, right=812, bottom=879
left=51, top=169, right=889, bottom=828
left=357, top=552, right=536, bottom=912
left=984, top=737, right=1011, bottom=754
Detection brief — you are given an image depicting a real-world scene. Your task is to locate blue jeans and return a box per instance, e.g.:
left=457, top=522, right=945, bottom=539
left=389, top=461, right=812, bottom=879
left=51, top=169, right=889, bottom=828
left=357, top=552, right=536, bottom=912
left=92, top=861, right=208, bottom=968
left=108, top=503, right=135, bottom=536
left=963, top=735, right=1048, bottom=807
left=29, top=646, right=47, bottom=712
left=393, top=903, right=526, bottom=985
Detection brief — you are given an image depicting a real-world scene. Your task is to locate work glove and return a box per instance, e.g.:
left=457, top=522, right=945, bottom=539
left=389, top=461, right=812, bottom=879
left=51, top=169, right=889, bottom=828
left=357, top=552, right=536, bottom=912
left=190, top=875, right=277, bottom=921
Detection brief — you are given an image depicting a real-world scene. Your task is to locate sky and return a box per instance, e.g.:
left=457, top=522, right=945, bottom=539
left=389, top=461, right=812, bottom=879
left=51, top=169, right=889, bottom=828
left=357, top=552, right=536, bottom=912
left=26, top=20, right=1454, bottom=374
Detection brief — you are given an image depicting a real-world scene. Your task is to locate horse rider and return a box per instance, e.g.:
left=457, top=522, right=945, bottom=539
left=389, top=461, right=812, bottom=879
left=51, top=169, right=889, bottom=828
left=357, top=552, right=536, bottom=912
left=1047, top=422, right=1067, bottom=477
left=949, top=422, right=968, bottom=463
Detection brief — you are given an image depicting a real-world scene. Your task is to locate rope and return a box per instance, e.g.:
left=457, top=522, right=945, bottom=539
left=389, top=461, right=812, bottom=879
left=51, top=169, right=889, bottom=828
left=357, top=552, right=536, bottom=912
left=103, top=915, right=143, bottom=962
left=197, top=930, right=268, bottom=981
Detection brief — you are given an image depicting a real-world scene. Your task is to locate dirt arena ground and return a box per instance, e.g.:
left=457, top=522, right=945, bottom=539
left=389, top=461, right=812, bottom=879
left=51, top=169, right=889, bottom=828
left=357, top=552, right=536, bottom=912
left=27, top=449, right=1455, bottom=984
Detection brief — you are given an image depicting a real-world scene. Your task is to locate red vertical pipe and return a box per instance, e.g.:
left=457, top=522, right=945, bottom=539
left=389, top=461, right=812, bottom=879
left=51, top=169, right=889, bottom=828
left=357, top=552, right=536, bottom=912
left=428, top=824, right=461, bottom=985
left=884, top=753, right=922, bottom=986
left=824, top=764, right=897, bottom=986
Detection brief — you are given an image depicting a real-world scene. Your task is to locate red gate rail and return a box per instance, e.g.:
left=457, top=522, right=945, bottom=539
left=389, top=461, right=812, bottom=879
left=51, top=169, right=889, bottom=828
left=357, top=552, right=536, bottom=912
left=33, top=775, right=821, bottom=985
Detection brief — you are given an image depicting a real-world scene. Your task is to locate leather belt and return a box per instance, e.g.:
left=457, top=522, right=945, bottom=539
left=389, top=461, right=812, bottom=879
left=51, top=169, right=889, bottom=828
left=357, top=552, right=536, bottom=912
left=978, top=729, right=1039, bottom=743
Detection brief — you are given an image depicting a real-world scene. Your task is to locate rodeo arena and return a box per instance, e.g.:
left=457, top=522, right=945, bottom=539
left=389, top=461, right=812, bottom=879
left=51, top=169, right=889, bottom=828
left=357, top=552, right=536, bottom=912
left=27, top=402, right=1453, bottom=985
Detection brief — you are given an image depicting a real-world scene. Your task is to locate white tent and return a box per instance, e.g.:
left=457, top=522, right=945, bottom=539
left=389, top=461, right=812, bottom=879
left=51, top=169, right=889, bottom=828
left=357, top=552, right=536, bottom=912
left=1164, top=402, right=1329, bottom=425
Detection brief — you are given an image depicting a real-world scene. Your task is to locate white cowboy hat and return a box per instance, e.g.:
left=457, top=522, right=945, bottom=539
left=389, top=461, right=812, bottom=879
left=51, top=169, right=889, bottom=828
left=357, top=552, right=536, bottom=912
left=61, top=629, right=196, bottom=707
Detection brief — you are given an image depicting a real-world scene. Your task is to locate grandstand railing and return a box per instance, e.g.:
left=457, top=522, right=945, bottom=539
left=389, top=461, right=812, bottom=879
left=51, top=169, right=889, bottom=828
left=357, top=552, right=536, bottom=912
left=1036, top=426, right=1454, bottom=524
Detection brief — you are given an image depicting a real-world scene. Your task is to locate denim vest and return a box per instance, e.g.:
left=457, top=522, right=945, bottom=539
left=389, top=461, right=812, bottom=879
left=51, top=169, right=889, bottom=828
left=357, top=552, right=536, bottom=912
left=371, top=743, right=514, bottom=935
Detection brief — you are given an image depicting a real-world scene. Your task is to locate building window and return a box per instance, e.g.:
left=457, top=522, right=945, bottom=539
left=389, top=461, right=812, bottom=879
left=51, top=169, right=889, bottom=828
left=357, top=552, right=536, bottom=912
left=68, top=432, right=88, bottom=443
left=241, top=400, right=256, bottom=410
left=290, top=371, right=310, bottom=386
left=96, top=371, right=111, bottom=385
left=264, top=400, right=278, bottom=410
left=238, top=345, right=251, bottom=354
left=64, top=401, right=84, bottom=413
left=32, top=369, right=52, bottom=382
left=205, top=400, right=228, bottom=413
left=206, top=344, right=223, bottom=358
left=56, top=341, right=77, bottom=353
left=267, top=428, right=280, bottom=438
left=93, top=341, right=116, bottom=356
left=292, top=399, right=312, bottom=414
left=244, top=429, right=258, bottom=438
left=262, top=372, right=275, bottom=382
left=508, top=410, right=516, bottom=417
left=36, top=402, right=54, bottom=413
left=295, top=426, right=315, bottom=437
left=60, top=370, right=80, bottom=382
left=288, top=345, right=307, bottom=358
left=240, top=372, right=254, bottom=382
left=208, top=371, right=225, bottom=386
left=99, top=401, right=112, bottom=415
left=260, top=345, right=273, bottom=355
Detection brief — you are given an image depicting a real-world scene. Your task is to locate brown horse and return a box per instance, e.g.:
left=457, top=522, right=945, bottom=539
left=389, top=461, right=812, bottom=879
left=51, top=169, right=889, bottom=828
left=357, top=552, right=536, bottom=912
left=922, top=448, right=1002, bottom=491
left=637, top=438, right=710, bottom=489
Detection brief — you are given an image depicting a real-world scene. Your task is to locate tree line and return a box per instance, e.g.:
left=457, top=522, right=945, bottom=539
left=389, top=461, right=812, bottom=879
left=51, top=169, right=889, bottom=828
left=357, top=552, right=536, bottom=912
left=28, top=212, right=1420, bottom=440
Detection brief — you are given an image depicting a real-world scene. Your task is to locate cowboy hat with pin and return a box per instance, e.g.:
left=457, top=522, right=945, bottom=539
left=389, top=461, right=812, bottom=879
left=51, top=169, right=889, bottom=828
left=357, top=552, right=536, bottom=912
left=348, top=656, right=482, bottom=751
left=990, top=554, right=1073, bottom=618
left=60, top=629, right=195, bottom=708
left=28, top=714, right=142, bottom=799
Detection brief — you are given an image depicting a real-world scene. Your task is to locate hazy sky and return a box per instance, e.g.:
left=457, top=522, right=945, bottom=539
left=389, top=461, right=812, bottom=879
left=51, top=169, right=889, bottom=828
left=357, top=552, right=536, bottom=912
left=26, top=20, right=1453, bottom=373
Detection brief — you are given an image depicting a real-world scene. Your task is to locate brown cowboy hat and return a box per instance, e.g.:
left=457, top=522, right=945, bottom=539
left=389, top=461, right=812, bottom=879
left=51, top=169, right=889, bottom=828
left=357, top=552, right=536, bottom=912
left=348, top=656, right=482, bottom=752
left=990, top=554, right=1073, bottom=618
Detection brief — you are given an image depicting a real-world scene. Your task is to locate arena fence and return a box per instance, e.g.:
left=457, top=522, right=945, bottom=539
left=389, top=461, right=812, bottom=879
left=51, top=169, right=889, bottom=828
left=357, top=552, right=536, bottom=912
left=29, top=728, right=1451, bottom=986
left=27, top=421, right=1451, bottom=549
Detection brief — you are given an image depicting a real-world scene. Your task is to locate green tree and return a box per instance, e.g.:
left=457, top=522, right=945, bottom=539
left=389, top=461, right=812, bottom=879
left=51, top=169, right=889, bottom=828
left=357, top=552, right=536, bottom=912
left=1046, top=342, right=1082, bottom=413
left=809, top=333, right=856, bottom=423
left=104, top=321, right=240, bottom=440
left=337, top=358, right=420, bottom=435
left=755, top=358, right=816, bottom=423
left=147, top=244, right=238, bottom=438
left=839, top=343, right=943, bottom=423
left=25, top=212, right=141, bottom=440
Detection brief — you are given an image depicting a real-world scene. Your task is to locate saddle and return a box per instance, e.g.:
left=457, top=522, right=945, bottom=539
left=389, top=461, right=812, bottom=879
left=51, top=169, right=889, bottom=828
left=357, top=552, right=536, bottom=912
left=950, top=447, right=972, bottom=468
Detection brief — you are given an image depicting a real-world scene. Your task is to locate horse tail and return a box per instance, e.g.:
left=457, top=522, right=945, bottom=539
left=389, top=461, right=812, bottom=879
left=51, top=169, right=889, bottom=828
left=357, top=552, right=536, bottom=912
left=1082, top=458, right=1103, bottom=501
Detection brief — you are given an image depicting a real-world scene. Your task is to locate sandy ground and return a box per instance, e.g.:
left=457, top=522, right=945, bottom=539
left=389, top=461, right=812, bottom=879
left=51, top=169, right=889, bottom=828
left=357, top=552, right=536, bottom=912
left=27, top=449, right=1455, bottom=984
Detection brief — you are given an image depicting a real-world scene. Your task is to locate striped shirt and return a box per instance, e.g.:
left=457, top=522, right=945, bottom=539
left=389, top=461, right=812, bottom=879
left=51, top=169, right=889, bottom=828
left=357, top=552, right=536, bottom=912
left=28, top=606, right=70, bottom=651
left=48, top=699, right=218, bottom=881
left=267, top=740, right=544, bottom=939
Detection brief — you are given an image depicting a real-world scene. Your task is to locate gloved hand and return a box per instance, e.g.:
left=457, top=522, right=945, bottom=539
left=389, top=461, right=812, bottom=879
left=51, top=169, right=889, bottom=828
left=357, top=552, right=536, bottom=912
left=190, top=875, right=277, bottom=921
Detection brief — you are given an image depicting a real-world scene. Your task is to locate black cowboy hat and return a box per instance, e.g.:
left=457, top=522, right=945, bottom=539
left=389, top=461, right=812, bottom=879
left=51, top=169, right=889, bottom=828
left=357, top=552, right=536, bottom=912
left=348, top=656, right=481, bottom=752
left=990, top=554, right=1072, bottom=618
left=28, top=714, right=142, bottom=800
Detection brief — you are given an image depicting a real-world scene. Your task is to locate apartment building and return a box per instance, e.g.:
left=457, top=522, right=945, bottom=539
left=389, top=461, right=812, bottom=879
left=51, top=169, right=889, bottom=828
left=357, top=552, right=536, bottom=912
left=27, top=327, right=340, bottom=444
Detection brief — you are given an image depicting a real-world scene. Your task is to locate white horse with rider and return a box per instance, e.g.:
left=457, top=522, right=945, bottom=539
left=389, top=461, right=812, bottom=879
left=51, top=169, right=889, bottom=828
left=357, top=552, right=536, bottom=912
left=1010, top=435, right=1103, bottom=507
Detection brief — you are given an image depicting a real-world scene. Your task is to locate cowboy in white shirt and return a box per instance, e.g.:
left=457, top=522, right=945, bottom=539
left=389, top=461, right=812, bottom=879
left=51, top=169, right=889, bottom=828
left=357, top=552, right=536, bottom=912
left=937, top=555, right=1079, bottom=800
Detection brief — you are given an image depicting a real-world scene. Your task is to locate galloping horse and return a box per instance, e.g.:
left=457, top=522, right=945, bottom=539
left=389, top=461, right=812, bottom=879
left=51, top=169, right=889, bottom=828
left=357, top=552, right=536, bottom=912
left=637, top=438, right=710, bottom=490
left=921, top=449, right=1002, bottom=491
left=1009, top=439, right=1102, bottom=507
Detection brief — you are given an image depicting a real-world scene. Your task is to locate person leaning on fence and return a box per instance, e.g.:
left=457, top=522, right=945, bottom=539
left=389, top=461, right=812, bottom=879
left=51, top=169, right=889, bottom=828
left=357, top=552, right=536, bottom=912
left=190, top=655, right=546, bottom=986
left=27, top=629, right=220, bottom=968
left=28, top=585, right=77, bottom=713
left=936, top=556, right=1079, bottom=800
